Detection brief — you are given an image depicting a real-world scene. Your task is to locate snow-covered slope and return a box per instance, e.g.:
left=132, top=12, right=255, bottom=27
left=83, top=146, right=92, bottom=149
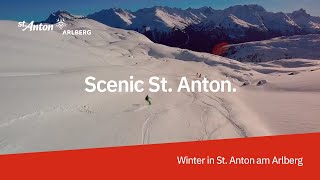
left=86, top=8, right=135, bottom=28
left=0, top=19, right=319, bottom=154
left=196, top=5, right=267, bottom=31
left=224, top=34, right=320, bottom=62
left=289, top=9, right=320, bottom=33
left=87, top=6, right=214, bottom=31
left=39, top=10, right=84, bottom=24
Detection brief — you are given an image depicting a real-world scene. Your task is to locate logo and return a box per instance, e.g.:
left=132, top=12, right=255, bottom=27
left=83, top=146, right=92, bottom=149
left=18, top=21, right=53, bottom=31
left=18, top=19, right=91, bottom=36
left=55, top=19, right=67, bottom=30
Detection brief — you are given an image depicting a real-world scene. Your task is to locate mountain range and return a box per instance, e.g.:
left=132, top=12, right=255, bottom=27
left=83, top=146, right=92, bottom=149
left=41, top=5, right=320, bottom=53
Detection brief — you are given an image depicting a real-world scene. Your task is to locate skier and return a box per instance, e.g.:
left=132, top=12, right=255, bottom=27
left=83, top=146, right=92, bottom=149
left=145, top=95, right=151, bottom=105
left=199, top=74, right=202, bottom=78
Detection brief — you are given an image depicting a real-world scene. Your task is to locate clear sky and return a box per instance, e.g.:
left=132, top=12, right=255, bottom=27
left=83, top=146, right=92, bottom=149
left=0, top=0, right=319, bottom=21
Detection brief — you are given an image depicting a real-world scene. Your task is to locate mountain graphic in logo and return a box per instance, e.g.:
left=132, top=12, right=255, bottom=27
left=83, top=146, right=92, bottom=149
left=55, top=19, right=67, bottom=30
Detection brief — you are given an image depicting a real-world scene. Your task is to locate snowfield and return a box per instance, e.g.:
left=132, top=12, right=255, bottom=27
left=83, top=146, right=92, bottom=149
left=0, top=19, right=319, bottom=154
left=224, top=34, right=320, bottom=62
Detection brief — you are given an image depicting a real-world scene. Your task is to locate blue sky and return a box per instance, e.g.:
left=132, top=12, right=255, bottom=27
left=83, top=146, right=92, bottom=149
left=0, top=0, right=319, bottom=21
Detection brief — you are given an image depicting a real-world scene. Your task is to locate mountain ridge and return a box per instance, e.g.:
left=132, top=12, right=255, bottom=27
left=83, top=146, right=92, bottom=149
left=40, top=5, right=320, bottom=53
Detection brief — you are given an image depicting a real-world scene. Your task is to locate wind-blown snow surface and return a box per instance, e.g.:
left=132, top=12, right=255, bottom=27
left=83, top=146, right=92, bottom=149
left=224, top=34, right=320, bottom=62
left=0, top=19, right=319, bottom=154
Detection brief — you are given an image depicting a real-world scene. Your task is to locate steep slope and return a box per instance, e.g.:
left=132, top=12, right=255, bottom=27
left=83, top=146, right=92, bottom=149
left=86, top=8, right=135, bottom=28
left=289, top=9, right=320, bottom=33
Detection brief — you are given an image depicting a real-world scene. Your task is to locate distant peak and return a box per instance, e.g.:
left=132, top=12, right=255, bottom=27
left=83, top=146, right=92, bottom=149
left=291, top=8, right=310, bottom=17
left=40, top=10, right=83, bottom=24
left=135, top=6, right=175, bottom=13
left=187, top=6, right=214, bottom=11
left=97, top=8, right=125, bottom=13
left=226, top=4, right=266, bottom=12
left=110, top=8, right=131, bottom=13
left=51, top=10, right=82, bottom=19
left=87, top=8, right=133, bottom=19
left=297, top=8, right=307, bottom=13
left=52, top=10, right=71, bottom=15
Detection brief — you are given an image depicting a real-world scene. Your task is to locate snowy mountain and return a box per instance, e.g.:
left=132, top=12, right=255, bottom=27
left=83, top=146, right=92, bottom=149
left=86, top=8, right=135, bottom=28
left=1, top=17, right=320, bottom=154
left=185, top=5, right=319, bottom=52
left=87, top=6, right=214, bottom=31
left=224, top=34, right=320, bottom=62
left=288, top=9, right=320, bottom=33
left=84, top=5, right=320, bottom=53
left=39, top=10, right=84, bottom=24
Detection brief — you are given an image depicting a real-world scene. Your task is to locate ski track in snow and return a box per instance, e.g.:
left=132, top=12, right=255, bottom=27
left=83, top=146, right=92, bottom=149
left=141, top=76, right=247, bottom=144
left=0, top=105, right=95, bottom=128
left=89, top=51, right=237, bottom=144
left=115, top=58, right=243, bottom=145
left=200, top=95, right=248, bottom=138
left=199, top=107, right=209, bottom=140
left=141, top=108, right=175, bottom=144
